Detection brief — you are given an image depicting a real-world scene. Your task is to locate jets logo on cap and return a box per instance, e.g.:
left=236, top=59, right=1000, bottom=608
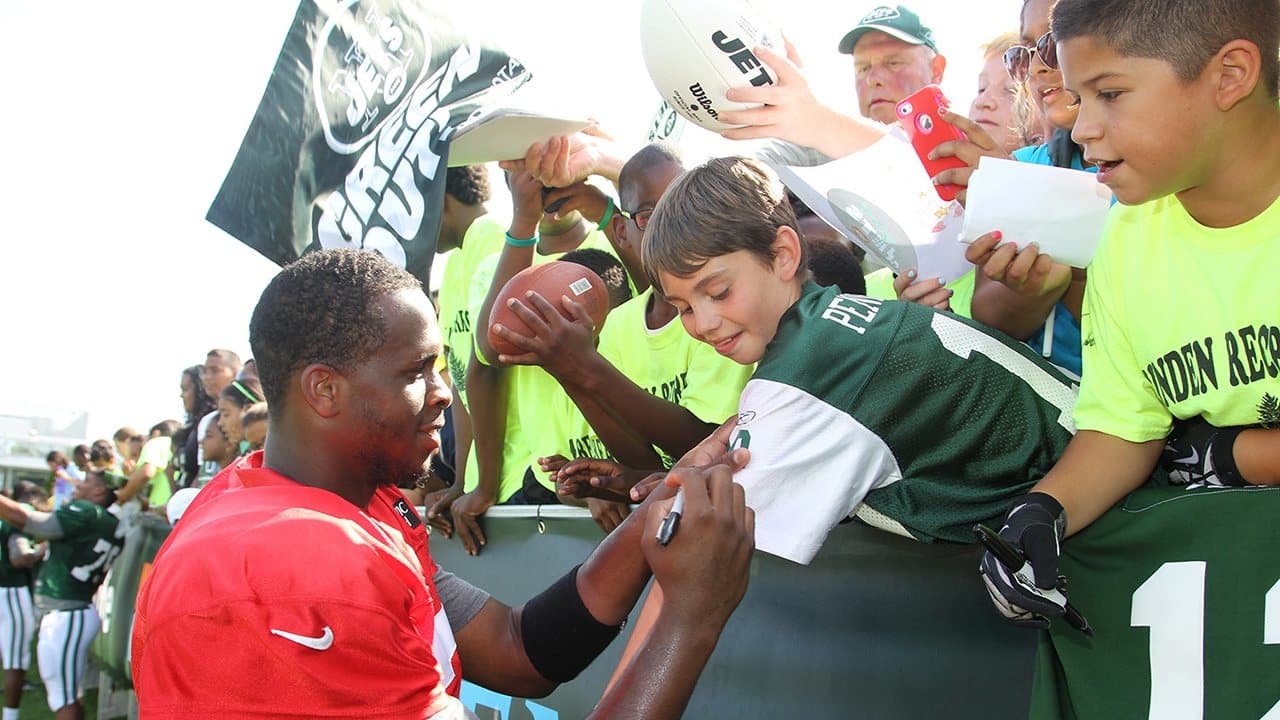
left=861, top=6, right=901, bottom=23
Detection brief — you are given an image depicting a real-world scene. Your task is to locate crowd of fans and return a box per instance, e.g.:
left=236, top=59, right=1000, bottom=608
left=7, top=0, right=1278, bottom=715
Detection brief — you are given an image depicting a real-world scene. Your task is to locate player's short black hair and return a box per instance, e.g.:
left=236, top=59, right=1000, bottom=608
left=560, top=249, right=632, bottom=310
left=618, top=142, right=683, bottom=206
left=445, top=165, right=491, bottom=206
left=1053, top=0, right=1280, bottom=97
left=806, top=236, right=866, bottom=296
left=249, top=249, right=424, bottom=408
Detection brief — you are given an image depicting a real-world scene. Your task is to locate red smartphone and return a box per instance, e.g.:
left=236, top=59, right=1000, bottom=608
left=896, top=85, right=968, bottom=201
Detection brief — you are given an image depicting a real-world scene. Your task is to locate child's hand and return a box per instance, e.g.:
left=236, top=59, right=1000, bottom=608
left=929, top=110, right=1012, bottom=206
left=979, top=492, right=1069, bottom=629
left=555, top=458, right=647, bottom=504
left=537, top=454, right=569, bottom=476
left=893, top=269, right=953, bottom=311
left=509, top=170, right=547, bottom=233
left=965, top=231, right=1072, bottom=299
left=492, top=291, right=598, bottom=381
left=423, top=485, right=461, bottom=538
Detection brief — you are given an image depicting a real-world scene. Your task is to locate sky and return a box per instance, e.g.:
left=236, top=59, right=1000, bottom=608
left=0, top=0, right=1019, bottom=442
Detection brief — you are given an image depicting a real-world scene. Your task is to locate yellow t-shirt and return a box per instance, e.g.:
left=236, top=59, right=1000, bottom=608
left=466, top=228, right=620, bottom=501
left=1075, top=193, right=1280, bottom=442
left=436, top=215, right=506, bottom=410
left=863, top=267, right=974, bottom=319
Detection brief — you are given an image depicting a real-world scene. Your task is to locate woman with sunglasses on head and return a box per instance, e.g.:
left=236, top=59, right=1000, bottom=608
left=959, top=0, right=1097, bottom=379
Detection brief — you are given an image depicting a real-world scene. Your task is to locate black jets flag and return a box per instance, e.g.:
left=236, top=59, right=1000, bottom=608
left=207, top=0, right=529, bottom=290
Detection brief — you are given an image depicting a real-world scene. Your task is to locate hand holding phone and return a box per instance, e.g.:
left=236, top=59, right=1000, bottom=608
left=896, top=85, right=968, bottom=201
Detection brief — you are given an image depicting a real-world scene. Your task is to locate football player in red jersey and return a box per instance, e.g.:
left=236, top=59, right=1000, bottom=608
left=132, top=249, right=755, bottom=720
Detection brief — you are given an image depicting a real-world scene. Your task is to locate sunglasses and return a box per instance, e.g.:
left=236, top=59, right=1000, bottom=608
left=1003, top=31, right=1059, bottom=84
left=619, top=207, right=654, bottom=230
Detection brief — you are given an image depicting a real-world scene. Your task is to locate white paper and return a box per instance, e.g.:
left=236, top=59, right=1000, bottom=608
left=768, top=130, right=971, bottom=283
left=446, top=108, right=591, bottom=167
left=961, top=156, right=1114, bottom=268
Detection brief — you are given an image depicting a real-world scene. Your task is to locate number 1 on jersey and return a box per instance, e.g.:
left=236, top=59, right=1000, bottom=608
left=1132, top=561, right=1280, bottom=719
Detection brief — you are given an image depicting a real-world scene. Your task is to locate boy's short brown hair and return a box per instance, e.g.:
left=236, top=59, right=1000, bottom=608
left=1053, top=0, right=1280, bottom=97
left=642, top=156, right=805, bottom=293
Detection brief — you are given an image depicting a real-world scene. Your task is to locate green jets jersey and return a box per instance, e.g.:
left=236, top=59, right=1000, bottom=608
left=1032, top=484, right=1280, bottom=720
left=0, top=514, right=33, bottom=588
left=35, top=500, right=121, bottom=604
left=729, top=282, right=1078, bottom=564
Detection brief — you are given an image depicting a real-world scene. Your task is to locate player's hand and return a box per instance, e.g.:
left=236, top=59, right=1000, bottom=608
left=641, top=465, right=755, bottom=627
left=979, top=492, right=1069, bottom=629
left=493, top=291, right=598, bottom=380
left=624, top=418, right=751, bottom=503
left=893, top=269, right=953, bottom=311
left=965, top=231, right=1072, bottom=299
left=450, top=489, right=495, bottom=556
left=587, top=498, right=631, bottom=534
left=929, top=110, right=1012, bottom=206
left=1160, top=416, right=1249, bottom=486
left=423, top=485, right=462, bottom=538
left=556, top=458, right=649, bottom=504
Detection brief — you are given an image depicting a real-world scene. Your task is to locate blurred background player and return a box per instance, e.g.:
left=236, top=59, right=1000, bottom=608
left=0, top=482, right=48, bottom=720
left=0, top=471, right=122, bottom=720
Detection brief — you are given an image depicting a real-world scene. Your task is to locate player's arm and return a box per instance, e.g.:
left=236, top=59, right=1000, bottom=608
left=0, top=495, right=30, bottom=531
left=572, top=351, right=717, bottom=463
left=494, top=294, right=711, bottom=464
left=455, top=465, right=752, bottom=707
left=453, top=495, right=659, bottom=697
left=0, top=499, right=65, bottom=541
left=8, top=534, right=42, bottom=568
left=1236, top=428, right=1280, bottom=485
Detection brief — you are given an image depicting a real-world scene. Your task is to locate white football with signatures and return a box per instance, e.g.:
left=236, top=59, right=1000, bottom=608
left=639, top=0, right=784, bottom=132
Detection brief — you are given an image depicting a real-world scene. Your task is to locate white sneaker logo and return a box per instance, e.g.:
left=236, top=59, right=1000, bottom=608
left=271, top=626, right=334, bottom=651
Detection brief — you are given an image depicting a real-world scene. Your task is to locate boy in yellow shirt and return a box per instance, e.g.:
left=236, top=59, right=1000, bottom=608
left=980, top=0, right=1280, bottom=628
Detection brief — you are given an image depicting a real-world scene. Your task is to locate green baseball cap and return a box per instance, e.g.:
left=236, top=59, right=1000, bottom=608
left=838, top=5, right=939, bottom=55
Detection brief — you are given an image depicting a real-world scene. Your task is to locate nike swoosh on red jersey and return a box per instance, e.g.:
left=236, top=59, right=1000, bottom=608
left=270, top=626, right=334, bottom=651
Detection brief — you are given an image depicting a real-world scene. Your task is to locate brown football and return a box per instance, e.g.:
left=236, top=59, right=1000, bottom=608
left=487, top=262, right=610, bottom=357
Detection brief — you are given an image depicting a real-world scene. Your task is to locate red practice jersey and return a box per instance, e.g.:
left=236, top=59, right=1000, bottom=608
left=132, top=452, right=462, bottom=719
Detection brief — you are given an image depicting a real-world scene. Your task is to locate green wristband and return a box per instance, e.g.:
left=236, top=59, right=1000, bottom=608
left=597, top=197, right=615, bottom=231
left=505, top=231, right=538, bottom=248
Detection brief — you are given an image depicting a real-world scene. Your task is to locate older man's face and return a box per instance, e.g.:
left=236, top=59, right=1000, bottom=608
left=853, top=31, right=940, bottom=124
